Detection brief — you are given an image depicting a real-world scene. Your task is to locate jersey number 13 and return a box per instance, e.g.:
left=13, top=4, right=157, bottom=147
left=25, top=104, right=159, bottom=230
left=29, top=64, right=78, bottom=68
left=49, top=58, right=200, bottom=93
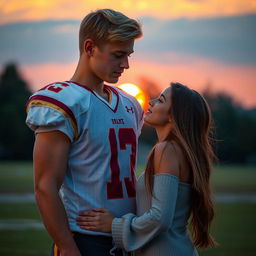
left=107, top=128, right=136, bottom=199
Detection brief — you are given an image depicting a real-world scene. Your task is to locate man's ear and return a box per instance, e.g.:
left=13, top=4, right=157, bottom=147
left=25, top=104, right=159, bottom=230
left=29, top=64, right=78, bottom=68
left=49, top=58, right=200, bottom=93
left=84, top=39, right=94, bottom=56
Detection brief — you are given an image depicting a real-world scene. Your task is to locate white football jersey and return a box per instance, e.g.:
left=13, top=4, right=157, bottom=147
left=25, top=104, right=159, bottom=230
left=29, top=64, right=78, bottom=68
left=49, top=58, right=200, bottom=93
left=26, top=81, right=144, bottom=236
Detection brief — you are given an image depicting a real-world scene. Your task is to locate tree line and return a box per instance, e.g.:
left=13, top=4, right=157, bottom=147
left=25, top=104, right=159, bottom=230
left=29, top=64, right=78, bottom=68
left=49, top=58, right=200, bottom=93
left=0, top=63, right=255, bottom=164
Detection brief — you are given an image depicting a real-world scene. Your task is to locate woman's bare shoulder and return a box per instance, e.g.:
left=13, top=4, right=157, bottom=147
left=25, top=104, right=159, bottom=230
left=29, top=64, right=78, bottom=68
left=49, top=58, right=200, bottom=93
left=153, top=141, right=181, bottom=177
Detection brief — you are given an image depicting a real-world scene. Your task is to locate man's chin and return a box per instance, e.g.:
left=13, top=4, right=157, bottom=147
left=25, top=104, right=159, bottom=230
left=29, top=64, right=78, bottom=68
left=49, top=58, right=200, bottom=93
left=105, top=77, right=119, bottom=84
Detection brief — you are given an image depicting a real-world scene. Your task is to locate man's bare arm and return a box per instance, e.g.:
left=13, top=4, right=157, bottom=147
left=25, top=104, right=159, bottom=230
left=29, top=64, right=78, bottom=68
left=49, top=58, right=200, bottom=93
left=33, top=131, right=80, bottom=256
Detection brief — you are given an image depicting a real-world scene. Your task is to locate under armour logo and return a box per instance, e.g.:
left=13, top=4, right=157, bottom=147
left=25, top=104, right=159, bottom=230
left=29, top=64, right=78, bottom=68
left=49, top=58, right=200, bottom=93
left=125, top=106, right=134, bottom=113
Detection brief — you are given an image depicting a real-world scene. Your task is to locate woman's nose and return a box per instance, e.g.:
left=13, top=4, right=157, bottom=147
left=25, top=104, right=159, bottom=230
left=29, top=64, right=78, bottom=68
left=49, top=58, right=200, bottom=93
left=149, top=98, right=156, bottom=106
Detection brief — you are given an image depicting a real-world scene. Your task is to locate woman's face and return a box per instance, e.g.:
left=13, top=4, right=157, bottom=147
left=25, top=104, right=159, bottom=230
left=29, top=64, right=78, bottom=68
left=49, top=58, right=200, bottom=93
left=144, top=87, right=172, bottom=127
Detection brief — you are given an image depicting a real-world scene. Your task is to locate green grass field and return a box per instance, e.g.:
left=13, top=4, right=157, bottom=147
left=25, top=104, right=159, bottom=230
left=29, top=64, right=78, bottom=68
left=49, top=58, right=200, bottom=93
left=0, top=162, right=255, bottom=256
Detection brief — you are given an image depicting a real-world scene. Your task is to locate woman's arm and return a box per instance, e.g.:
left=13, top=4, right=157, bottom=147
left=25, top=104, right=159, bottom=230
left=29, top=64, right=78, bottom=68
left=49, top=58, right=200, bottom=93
left=77, top=142, right=180, bottom=251
left=112, top=173, right=179, bottom=251
left=77, top=174, right=179, bottom=251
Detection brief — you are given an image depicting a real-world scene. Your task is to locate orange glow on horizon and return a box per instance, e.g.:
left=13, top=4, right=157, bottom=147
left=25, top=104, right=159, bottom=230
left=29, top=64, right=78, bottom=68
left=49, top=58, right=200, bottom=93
left=118, top=83, right=149, bottom=111
left=18, top=59, right=256, bottom=109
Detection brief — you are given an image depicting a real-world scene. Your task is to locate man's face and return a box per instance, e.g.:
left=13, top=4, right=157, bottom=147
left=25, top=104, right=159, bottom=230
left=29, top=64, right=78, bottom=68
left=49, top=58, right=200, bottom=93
left=89, top=40, right=134, bottom=83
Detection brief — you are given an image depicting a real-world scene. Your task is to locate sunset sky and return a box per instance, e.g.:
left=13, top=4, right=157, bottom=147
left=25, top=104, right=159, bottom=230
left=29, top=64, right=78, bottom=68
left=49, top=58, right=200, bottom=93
left=0, top=0, right=256, bottom=107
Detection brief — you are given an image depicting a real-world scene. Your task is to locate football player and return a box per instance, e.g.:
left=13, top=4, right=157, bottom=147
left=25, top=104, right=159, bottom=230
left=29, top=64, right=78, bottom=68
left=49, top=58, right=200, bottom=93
left=26, top=9, right=143, bottom=256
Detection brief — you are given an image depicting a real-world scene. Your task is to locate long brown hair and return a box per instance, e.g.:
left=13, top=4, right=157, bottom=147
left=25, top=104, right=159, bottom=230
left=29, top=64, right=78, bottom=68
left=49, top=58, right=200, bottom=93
left=144, top=82, right=217, bottom=248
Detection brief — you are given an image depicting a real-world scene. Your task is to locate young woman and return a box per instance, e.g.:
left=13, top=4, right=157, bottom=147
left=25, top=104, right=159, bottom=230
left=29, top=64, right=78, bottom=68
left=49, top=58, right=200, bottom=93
left=76, top=82, right=217, bottom=255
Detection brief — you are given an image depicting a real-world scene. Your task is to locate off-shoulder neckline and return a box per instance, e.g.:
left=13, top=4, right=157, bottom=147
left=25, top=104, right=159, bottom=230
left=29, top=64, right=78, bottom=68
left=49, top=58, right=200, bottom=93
left=140, top=173, right=192, bottom=187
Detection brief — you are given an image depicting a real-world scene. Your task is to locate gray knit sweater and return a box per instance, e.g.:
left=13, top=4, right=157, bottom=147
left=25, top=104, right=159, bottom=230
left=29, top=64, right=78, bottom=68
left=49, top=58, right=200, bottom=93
left=112, top=174, right=199, bottom=256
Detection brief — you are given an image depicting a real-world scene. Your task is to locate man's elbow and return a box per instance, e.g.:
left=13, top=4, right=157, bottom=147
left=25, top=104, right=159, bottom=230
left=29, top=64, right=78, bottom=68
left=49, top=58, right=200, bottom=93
left=34, top=180, right=58, bottom=203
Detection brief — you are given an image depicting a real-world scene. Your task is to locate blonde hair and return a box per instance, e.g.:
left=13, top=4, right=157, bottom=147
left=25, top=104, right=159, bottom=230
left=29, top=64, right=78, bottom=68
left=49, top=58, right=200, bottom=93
left=79, top=9, right=142, bottom=54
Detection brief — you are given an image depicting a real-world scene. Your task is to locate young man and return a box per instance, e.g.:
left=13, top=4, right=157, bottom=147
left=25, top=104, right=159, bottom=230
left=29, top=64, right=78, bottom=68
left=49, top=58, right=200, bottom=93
left=26, top=9, right=143, bottom=256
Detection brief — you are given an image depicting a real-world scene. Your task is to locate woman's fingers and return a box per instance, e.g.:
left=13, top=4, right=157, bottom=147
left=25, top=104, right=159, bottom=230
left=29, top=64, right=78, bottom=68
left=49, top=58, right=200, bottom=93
left=76, top=209, right=112, bottom=232
left=77, top=219, right=99, bottom=227
left=80, top=224, right=98, bottom=231
left=80, top=221, right=97, bottom=226
left=76, top=216, right=97, bottom=222
left=78, top=208, right=108, bottom=216
left=77, top=219, right=103, bottom=231
left=79, top=210, right=97, bottom=217
left=76, top=215, right=102, bottom=226
left=92, top=208, right=107, bottom=213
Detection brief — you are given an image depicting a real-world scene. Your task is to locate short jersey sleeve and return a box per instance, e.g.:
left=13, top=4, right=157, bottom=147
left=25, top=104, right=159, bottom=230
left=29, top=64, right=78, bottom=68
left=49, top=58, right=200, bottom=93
left=26, top=105, right=75, bottom=142
left=25, top=81, right=88, bottom=142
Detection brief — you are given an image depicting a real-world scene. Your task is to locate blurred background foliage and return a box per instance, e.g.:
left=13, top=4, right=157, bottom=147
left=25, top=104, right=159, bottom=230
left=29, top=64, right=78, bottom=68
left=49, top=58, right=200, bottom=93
left=0, top=63, right=33, bottom=160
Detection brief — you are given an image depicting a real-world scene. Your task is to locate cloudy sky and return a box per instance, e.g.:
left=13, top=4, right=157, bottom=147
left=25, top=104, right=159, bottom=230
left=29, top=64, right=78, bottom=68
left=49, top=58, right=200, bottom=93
left=0, top=0, right=256, bottom=107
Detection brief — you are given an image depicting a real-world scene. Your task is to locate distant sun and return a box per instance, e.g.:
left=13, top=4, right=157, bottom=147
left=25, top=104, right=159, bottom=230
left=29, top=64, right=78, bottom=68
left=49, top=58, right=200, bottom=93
left=118, top=83, right=148, bottom=111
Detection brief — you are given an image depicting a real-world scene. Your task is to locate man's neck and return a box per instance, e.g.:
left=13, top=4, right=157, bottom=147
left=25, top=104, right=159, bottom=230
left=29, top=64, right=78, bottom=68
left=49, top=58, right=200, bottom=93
left=70, top=60, right=105, bottom=96
left=70, top=74, right=104, bottom=92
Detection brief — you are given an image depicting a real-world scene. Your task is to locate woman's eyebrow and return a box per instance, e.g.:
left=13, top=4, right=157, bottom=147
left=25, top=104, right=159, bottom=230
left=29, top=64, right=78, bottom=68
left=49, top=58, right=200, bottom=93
left=161, top=94, right=166, bottom=101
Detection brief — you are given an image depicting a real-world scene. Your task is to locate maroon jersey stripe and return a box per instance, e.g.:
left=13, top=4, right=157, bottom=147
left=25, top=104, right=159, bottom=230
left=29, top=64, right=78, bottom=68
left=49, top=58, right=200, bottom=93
left=27, top=95, right=77, bottom=128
